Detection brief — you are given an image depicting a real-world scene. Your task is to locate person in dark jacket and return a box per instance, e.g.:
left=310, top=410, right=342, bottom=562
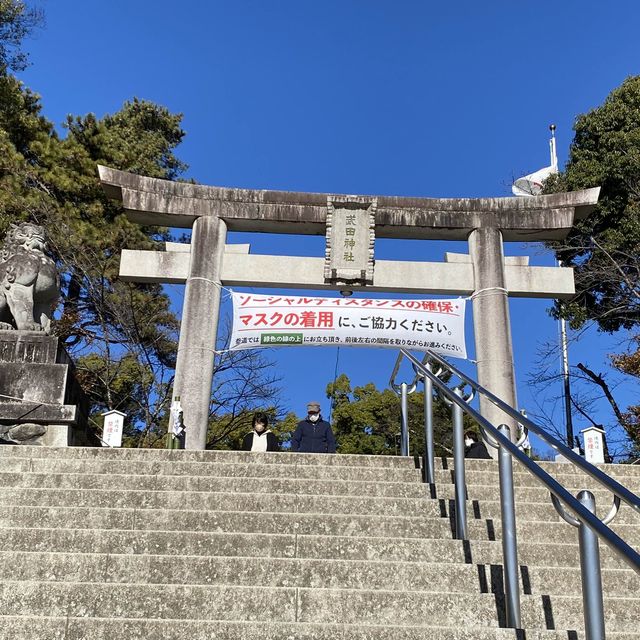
left=291, top=401, right=336, bottom=453
left=464, top=431, right=492, bottom=459
left=242, top=412, right=279, bottom=452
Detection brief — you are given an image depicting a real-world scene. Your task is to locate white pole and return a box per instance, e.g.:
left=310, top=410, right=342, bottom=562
left=549, top=124, right=558, bottom=171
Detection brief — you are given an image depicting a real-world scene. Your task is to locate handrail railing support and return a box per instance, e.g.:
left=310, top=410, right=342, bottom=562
left=400, top=382, right=409, bottom=457
left=452, top=386, right=467, bottom=539
left=578, top=490, right=606, bottom=640
left=423, top=362, right=435, bottom=484
left=497, top=423, right=521, bottom=629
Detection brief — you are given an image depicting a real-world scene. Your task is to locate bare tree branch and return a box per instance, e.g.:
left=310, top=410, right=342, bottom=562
left=576, top=362, right=626, bottom=425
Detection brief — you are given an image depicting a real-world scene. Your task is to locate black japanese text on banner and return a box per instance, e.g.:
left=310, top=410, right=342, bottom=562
left=230, top=294, right=467, bottom=359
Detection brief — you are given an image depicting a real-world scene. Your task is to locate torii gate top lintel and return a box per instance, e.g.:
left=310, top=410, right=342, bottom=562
left=98, top=165, right=600, bottom=241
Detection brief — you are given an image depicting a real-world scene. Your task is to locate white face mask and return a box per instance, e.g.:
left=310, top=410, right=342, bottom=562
left=465, top=438, right=474, bottom=447
left=308, top=413, right=320, bottom=423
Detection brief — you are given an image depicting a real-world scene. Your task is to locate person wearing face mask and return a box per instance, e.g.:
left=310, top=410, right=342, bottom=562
left=242, top=412, right=279, bottom=452
left=291, top=402, right=336, bottom=454
left=464, top=430, right=492, bottom=459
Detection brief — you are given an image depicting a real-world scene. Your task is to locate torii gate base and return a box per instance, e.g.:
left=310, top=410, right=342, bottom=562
left=99, top=165, right=599, bottom=452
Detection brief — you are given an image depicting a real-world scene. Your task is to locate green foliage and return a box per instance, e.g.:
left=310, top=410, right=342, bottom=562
left=545, top=76, right=640, bottom=333
left=0, top=0, right=43, bottom=73
left=326, top=373, right=454, bottom=457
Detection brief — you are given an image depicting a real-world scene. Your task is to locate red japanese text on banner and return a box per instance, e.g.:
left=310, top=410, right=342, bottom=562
left=230, top=293, right=466, bottom=359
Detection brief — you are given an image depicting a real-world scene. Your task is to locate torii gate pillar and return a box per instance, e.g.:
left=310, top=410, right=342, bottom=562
left=469, top=227, right=517, bottom=432
left=174, top=214, right=227, bottom=449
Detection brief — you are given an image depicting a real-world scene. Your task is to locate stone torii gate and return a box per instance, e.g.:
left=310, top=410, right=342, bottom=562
left=98, top=165, right=599, bottom=450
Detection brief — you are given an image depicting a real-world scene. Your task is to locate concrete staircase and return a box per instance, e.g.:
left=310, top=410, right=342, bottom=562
left=0, top=446, right=638, bottom=639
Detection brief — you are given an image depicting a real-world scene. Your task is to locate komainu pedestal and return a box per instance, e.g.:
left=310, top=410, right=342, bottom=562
left=0, top=333, right=92, bottom=446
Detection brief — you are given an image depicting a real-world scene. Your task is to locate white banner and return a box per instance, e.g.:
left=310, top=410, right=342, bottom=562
left=230, top=293, right=466, bottom=359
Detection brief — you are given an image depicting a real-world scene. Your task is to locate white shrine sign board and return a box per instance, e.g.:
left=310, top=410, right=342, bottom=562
left=101, top=410, right=126, bottom=448
left=231, top=293, right=466, bottom=358
left=581, top=426, right=606, bottom=464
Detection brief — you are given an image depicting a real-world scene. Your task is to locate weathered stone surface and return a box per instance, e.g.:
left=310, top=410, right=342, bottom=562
left=0, top=222, right=59, bottom=333
left=6, top=617, right=630, bottom=640
left=121, top=249, right=577, bottom=298
left=2, top=449, right=639, bottom=638
left=1, top=551, right=636, bottom=597
left=0, top=403, right=78, bottom=425
left=174, top=215, right=227, bottom=450
left=297, top=588, right=638, bottom=630
left=0, top=362, right=71, bottom=405
left=0, top=471, right=430, bottom=498
left=0, top=526, right=630, bottom=570
left=0, top=422, right=46, bottom=444
left=98, top=165, right=600, bottom=241
left=4, top=457, right=423, bottom=482
left=0, top=333, right=70, bottom=364
left=0, top=526, right=297, bottom=557
left=0, top=334, right=91, bottom=444
left=0, top=487, right=438, bottom=517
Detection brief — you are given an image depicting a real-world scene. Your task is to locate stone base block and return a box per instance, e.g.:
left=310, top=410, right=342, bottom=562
left=42, top=424, right=71, bottom=447
left=0, top=332, right=92, bottom=446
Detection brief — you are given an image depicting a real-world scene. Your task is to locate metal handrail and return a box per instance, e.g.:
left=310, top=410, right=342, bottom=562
left=391, top=348, right=640, bottom=638
left=409, top=348, right=640, bottom=516
left=400, top=347, right=640, bottom=572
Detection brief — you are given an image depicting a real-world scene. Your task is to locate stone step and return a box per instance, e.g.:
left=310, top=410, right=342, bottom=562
left=0, top=528, right=632, bottom=570
left=0, top=471, right=431, bottom=498
left=0, top=551, right=636, bottom=597
left=2, top=447, right=639, bottom=480
left=297, top=532, right=633, bottom=571
left=4, top=458, right=639, bottom=501
left=0, top=456, right=425, bottom=483
left=0, top=447, right=422, bottom=468
left=454, top=459, right=640, bottom=482
left=0, top=505, right=451, bottom=538
left=443, top=497, right=640, bottom=525
left=0, top=581, right=636, bottom=631
left=437, top=482, right=638, bottom=506
left=2, top=481, right=639, bottom=528
left=2, top=472, right=637, bottom=519
left=435, top=469, right=640, bottom=492
left=5, top=617, right=636, bottom=640
left=4, top=470, right=637, bottom=507
left=2, top=505, right=639, bottom=545
left=2, top=485, right=638, bottom=525
left=4, top=455, right=639, bottom=495
left=0, top=487, right=438, bottom=517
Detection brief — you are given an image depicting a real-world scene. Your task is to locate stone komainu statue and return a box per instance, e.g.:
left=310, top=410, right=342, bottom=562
left=0, top=222, right=59, bottom=333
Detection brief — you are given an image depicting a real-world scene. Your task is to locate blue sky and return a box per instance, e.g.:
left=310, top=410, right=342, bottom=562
left=19, top=0, right=640, bottom=455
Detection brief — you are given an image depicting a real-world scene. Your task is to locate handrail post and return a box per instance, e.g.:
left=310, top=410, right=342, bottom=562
left=423, top=362, right=435, bottom=484
left=577, top=490, right=606, bottom=640
left=400, top=382, right=409, bottom=457
left=498, top=424, right=521, bottom=629
left=452, top=387, right=467, bottom=539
